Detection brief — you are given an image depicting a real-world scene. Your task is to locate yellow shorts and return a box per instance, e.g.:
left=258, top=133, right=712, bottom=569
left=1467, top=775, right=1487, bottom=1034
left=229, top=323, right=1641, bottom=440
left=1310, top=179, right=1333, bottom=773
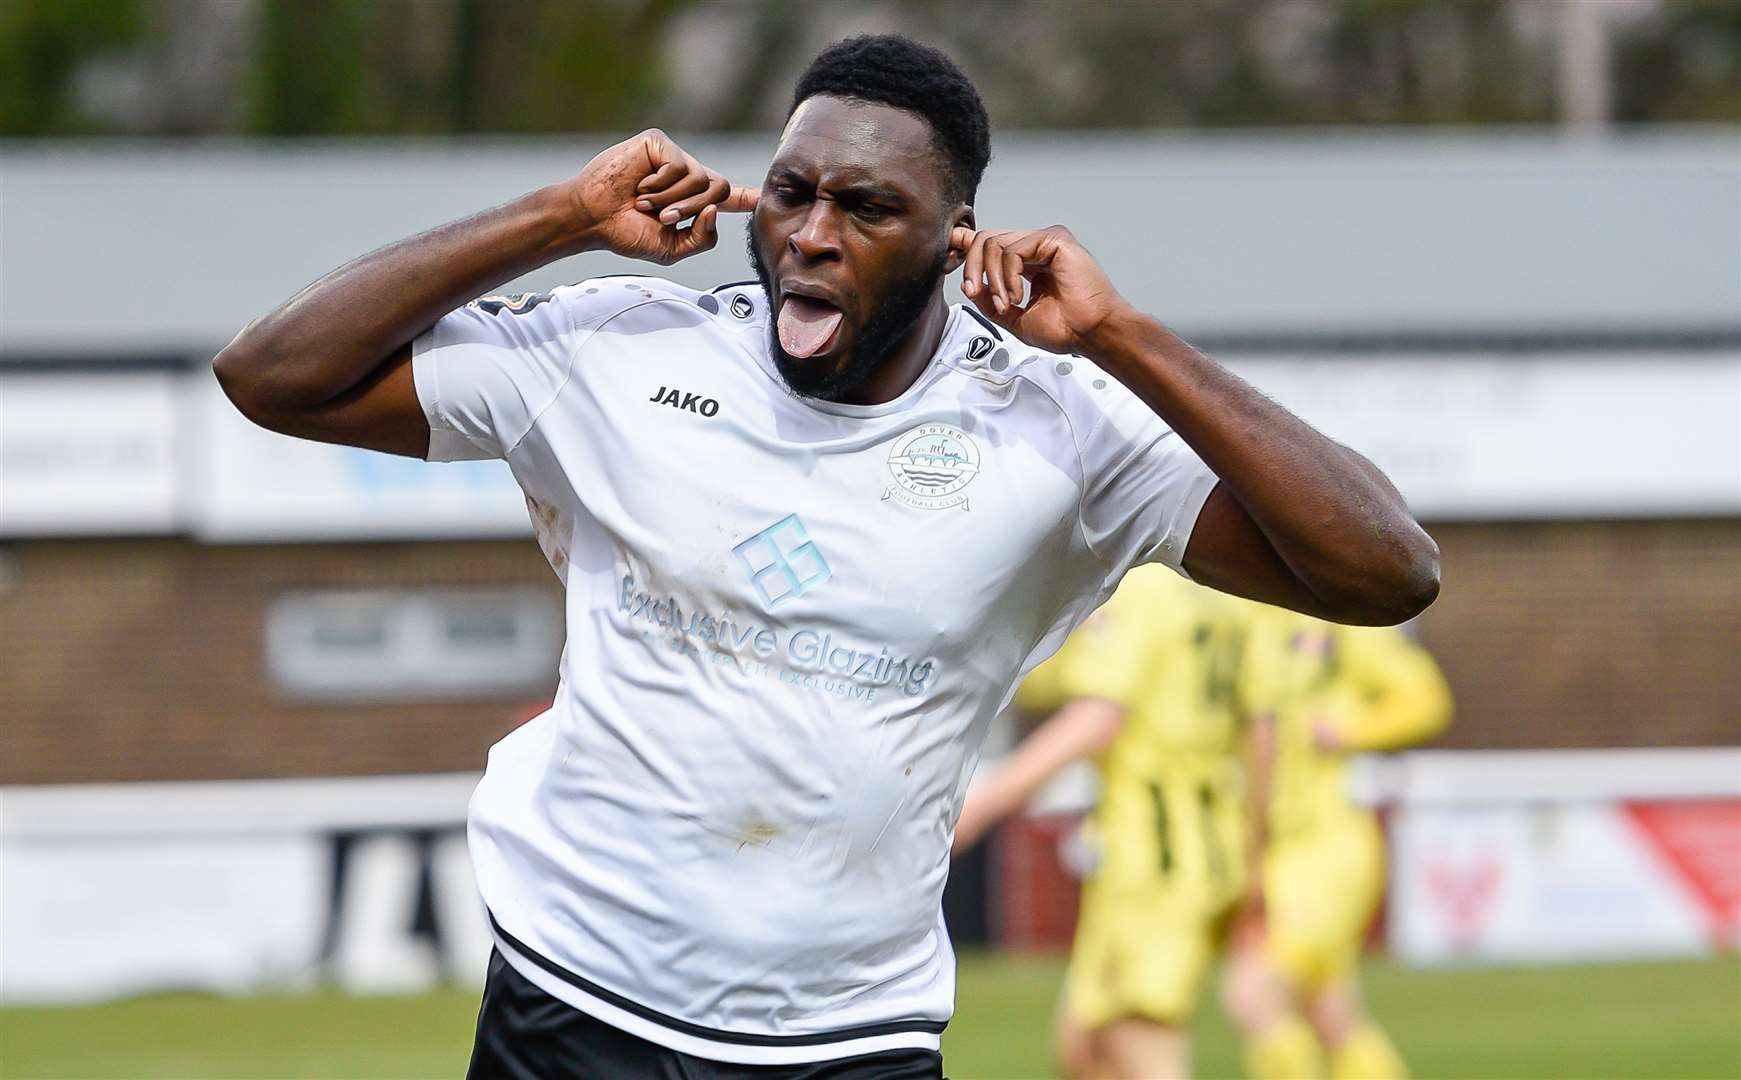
left=1263, top=816, right=1385, bottom=994
left=1063, top=882, right=1232, bottom=1029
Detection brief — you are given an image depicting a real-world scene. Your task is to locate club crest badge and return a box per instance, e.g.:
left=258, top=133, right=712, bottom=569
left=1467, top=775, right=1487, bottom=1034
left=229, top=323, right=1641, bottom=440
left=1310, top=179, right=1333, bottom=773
left=884, top=422, right=981, bottom=511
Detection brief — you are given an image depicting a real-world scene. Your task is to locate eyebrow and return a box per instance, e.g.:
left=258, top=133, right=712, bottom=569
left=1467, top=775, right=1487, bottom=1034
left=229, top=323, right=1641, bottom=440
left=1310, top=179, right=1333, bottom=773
left=768, top=166, right=909, bottom=205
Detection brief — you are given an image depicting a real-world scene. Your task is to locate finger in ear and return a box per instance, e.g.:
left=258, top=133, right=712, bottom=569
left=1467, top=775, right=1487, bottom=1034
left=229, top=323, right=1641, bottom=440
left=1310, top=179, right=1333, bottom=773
left=943, top=238, right=965, bottom=276
left=721, top=185, right=760, bottom=213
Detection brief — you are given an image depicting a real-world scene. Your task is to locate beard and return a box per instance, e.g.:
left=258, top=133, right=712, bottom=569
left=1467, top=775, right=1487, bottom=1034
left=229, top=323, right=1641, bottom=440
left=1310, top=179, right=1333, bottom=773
left=747, top=222, right=948, bottom=402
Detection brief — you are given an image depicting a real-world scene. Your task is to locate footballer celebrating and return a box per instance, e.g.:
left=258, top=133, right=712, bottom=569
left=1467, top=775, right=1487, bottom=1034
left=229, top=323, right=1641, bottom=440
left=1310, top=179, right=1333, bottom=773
left=215, top=35, right=1439, bottom=1080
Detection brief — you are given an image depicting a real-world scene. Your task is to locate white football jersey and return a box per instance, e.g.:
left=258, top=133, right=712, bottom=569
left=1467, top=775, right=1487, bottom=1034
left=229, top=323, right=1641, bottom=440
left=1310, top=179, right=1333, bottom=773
left=412, top=276, right=1219, bottom=1064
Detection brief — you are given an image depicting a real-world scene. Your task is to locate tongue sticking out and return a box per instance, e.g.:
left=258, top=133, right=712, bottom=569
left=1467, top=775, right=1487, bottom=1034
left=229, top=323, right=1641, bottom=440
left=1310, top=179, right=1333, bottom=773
left=777, top=295, right=844, bottom=359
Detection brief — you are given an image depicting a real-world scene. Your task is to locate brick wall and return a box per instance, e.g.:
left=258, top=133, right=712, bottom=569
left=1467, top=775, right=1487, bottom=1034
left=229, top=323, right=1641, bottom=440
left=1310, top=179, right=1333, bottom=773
left=1, top=539, right=560, bottom=784
left=3, top=520, right=1736, bottom=784
left=1420, top=518, right=1740, bottom=750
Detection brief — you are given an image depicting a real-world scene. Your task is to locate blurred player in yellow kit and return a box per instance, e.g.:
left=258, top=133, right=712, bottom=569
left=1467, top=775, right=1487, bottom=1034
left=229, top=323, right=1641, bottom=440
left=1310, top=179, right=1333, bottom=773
left=1221, top=612, right=1453, bottom=1080
left=953, top=565, right=1256, bottom=1079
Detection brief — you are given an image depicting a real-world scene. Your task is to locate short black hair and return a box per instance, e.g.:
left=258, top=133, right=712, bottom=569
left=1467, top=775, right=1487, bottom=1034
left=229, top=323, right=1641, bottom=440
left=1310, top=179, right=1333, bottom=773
left=789, top=34, right=991, bottom=206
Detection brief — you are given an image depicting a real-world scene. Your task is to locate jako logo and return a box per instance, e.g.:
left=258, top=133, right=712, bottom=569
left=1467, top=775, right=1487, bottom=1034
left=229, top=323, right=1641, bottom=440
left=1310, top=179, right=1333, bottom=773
left=648, top=385, right=720, bottom=417
left=966, top=336, right=994, bottom=360
left=733, top=514, right=831, bottom=607
left=730, top=294, right=755, bottom=319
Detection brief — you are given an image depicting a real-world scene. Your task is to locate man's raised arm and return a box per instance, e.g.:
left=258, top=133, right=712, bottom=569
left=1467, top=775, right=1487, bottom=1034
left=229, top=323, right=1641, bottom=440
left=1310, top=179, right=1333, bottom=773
left=953, top=225, right=1440, bottom=627
left=213, top=130, right=755, bottom=458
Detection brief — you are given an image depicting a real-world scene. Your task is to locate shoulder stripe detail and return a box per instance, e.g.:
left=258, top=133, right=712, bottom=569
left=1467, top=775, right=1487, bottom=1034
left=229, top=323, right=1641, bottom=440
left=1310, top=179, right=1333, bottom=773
left=710, top=279, right=761, bottom=293
left=503, top=293, right=673, bottom=455
left=487, top=912, right=948, bottom=1046
left=963, top=306, right=1004, bottom=340
left=1006, top=366, right=1105, bottom=569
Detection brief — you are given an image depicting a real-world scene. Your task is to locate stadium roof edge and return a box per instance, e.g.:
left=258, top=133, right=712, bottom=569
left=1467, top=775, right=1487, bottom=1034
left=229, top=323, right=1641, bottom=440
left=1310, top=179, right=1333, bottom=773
left=3, top=128, right=1736, bottom=354
left=6, top=326, right=1740, bottom=368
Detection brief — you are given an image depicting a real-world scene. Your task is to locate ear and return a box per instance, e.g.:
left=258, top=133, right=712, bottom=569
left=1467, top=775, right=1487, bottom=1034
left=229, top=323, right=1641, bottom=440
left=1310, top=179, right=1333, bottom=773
left=944, top=205, right=976, bottom=274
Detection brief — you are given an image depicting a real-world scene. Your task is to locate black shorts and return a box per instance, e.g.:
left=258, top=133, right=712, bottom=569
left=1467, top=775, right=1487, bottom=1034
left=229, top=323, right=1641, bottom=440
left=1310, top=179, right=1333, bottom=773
left=467, top=950, right=946, bottom=1079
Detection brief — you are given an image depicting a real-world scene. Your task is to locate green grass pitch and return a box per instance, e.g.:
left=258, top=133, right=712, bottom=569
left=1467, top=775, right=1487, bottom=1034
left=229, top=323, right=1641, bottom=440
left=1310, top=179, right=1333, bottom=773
left=3, top=955, right=1736, bottom=1079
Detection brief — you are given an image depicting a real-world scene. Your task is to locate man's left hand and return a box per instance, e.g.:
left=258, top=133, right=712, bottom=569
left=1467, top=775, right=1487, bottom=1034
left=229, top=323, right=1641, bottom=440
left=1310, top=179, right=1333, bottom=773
left=951, top=225, right=1132, bottom=356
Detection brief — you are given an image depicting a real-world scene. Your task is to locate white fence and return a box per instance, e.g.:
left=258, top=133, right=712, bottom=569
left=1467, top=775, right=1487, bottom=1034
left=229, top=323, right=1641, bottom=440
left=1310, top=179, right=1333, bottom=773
left=5, top=351, right=1737, bottom=542
left=0, top=774, right=491, bottom=1004
left=3, top=748, right=1737, bottom=1004
left=1377, top=749, right=1741, bottom=966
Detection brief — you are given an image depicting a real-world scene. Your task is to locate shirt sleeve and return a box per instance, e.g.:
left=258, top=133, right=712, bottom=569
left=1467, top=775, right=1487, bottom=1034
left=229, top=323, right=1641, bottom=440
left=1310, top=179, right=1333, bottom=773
left=410, top=287, right=588, bottom=462
left=1075, top=380, right=1221, bottom=578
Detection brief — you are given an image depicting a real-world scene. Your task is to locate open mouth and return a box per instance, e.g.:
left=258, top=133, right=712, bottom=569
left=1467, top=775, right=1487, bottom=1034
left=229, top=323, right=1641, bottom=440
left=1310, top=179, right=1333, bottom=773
left=776, top=294, right=844, bottom=359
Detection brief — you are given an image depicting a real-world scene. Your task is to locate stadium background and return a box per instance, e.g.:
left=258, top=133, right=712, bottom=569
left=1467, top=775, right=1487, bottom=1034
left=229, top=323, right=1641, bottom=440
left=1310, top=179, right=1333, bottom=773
left=1, top=2, right=1737, bottom=1077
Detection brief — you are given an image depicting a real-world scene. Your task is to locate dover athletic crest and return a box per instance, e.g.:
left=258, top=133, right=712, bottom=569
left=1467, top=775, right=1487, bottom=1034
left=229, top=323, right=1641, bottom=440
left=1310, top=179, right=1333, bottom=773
left=884, top=423, right=981, bottom=511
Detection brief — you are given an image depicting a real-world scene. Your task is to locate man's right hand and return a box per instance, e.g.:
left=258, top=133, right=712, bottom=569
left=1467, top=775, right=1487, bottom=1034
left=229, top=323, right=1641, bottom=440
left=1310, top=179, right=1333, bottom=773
left=565, top=129, right=759, bottom=266
left=216, top=130, right=760, bottom=459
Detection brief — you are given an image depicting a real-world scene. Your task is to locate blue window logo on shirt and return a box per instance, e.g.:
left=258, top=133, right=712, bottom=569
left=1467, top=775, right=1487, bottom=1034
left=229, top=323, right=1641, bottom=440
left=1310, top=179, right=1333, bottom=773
left=733, top=514, right=831, bottom=608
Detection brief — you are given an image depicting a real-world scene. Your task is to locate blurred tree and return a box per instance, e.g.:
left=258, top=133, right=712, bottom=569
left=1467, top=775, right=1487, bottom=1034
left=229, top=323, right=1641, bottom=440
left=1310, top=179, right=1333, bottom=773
left=0, top=0, right=143, bottom=134
left=1612, top=0, right=1741, bottom=122
left=247, top=0, right=370, bottom=133
left=454, top=0, right=688, bottom=132
left=242, top=0, right=689, bottom=135
left=1, top=0, right=1735, bottom=136
left=922, top=0, right=1555, bottom=128
left=662, top=0, right=809, bottom=130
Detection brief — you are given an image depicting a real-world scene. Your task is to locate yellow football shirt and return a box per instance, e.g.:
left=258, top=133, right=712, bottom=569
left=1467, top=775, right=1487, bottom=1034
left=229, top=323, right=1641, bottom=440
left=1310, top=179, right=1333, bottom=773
left=1242, top=613, right=1453, bottom=840
left=1022, top=564, right=1253, bottom=904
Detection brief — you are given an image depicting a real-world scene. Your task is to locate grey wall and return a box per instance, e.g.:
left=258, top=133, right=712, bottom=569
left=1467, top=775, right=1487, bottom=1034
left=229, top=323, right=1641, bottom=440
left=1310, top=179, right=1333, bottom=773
left=3, top=128, right=1736, bottom=356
